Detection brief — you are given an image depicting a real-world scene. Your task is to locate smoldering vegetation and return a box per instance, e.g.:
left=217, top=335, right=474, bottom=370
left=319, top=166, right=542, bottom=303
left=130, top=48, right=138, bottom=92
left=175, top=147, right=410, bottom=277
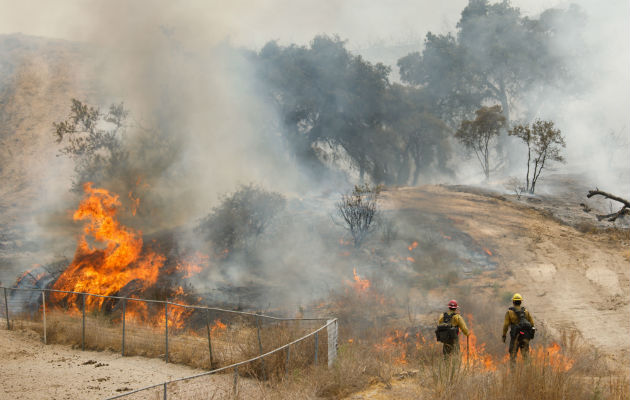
left=0, top=0, right=628, bottom=315
left=0, top=3, right=628, bottom=398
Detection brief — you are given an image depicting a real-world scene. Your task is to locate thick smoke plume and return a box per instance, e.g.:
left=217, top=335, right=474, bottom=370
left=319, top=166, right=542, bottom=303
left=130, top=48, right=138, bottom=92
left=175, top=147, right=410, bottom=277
left=0, top=0, right=627, bottom=310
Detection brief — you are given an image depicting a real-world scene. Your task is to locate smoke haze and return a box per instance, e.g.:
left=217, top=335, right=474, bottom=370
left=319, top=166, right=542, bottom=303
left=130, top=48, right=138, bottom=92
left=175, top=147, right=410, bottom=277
left=0, top=0, right=628, bottom=306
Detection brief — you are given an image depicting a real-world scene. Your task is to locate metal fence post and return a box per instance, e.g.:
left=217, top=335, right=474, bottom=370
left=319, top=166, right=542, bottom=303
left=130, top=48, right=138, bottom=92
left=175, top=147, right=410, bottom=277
left=314, top=332, right=319, bottom=365
left=42, top=291, right=47, bottom=344
left=165, top=302, right=169, bottom=363
left=233, top=366, right=238, bottom=399
left=205, top=309, right=214, bottom=369
left=327, top=319, right=338, bottom=368
left=256, top=316, right=267, bottom=380
left=285, top=346, right=291, bottom=380
left=82, top=293, right=86, bottom=351
left=163, top=382, right=167, bottom=400
left=121, top=299, right=126, bottom=356
left=4, top=287, right=9, bottom=330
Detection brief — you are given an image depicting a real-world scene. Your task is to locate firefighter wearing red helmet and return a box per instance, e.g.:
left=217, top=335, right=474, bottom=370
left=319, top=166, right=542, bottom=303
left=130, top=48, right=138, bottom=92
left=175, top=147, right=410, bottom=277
left=436, top=299, right=470, bottom=357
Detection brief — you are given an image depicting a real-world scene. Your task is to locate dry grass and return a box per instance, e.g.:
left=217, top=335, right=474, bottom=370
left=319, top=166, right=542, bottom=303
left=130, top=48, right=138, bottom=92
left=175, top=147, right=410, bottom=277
left=255, top=285, right=629, bottom=400
left=34, top=310, right=263, bottom=370
left=234, top=320, right=328, bottom=381
left=5, top=286, right=628, bottom=400
left=256, top=325, right=628, bottom=400
left=257, top=340, right=398, bottom=400
left=422, top=355, right=629, bottom=400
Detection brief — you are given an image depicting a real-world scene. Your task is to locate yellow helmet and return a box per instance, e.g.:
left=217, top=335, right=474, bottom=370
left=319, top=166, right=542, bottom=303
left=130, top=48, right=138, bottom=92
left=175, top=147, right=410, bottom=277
left=512, top=293, right=523, bottom=302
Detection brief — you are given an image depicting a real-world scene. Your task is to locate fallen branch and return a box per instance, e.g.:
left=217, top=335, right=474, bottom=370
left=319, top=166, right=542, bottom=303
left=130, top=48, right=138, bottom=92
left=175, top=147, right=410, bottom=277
left=586, top=189, right=630, bottom=222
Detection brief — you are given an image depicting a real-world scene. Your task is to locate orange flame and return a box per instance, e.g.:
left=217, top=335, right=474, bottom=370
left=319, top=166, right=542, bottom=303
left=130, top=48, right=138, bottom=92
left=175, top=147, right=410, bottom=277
left=351, top=268, right=370, bottom=292
left=461, top=331, right=496, bottom=370
left=52, top=183, right=164, bottom=310
left=375, top=329, right=413, bottom=365
left=408, top=241, right=418, bottom=251
left=406, top=257, right=415, bottom=262
left=175, top=252, right=208, bottom=279
left=532, top=343, right=574, bottom=371
left=483, top=248, right=493, bottom=256
left=211, top=319, right=227, bottom=335
left=339, top=238, right=352, bottom=246
left=128, top=191, right=140, bottom=216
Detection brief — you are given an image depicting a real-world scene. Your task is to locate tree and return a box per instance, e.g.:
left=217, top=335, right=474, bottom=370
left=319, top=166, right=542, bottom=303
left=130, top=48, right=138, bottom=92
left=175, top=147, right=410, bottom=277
left=398, top=0, right=583, bottom=126
left=336, top=184, right=382, bottom=248
left=196, top=184, right=286, bottom=256
left=53, top=99, right=129, bottom=191
left=255, top=36, right=390, bottom=182
left=255, top=36, right=454, bottom=186
left=455, top=105, right=506, bottom=180
left=381, top=84, right=453, bottom=185
left=509, top=120, right=565, bottom=193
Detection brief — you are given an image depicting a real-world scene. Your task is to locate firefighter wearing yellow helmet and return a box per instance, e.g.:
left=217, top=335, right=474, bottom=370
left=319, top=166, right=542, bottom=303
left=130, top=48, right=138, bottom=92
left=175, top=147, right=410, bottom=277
left=502, top=293, right=535, bottom=363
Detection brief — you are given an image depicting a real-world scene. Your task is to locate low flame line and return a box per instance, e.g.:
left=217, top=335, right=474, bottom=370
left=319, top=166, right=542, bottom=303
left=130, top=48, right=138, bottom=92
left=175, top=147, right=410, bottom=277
left=1, top=286, right=330, bottom=322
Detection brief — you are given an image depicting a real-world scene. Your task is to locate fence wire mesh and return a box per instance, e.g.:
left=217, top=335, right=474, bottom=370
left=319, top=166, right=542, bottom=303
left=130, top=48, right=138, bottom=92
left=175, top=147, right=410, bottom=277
left=1, top=286, right=338, bottom=399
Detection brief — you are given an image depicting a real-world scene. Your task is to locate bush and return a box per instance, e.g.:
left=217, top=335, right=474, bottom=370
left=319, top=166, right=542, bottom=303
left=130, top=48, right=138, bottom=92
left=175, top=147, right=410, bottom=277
left=197, top=184, right=285, bottom=255
left=336, top=184, right=382, bottom=248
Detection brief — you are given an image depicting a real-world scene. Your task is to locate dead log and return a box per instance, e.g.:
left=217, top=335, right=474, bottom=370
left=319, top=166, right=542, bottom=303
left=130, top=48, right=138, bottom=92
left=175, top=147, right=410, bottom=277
left=586, top=189, right=630, bottom=222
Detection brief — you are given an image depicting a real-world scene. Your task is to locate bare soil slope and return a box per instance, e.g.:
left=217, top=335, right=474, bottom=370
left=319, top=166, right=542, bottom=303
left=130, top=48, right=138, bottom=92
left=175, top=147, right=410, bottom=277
left=384, top=185, right=630, bottom=370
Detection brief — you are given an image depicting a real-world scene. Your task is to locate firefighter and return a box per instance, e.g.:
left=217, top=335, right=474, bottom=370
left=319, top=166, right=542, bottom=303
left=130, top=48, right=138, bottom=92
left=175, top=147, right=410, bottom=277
left=437, top=299, right=470, bottom=357
left=502, top=293, right=535, bottom=363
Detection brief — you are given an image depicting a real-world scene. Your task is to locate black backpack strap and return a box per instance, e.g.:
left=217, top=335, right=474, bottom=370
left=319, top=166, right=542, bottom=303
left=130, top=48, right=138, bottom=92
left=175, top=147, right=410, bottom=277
left=510, top=307, right=525, bottom=319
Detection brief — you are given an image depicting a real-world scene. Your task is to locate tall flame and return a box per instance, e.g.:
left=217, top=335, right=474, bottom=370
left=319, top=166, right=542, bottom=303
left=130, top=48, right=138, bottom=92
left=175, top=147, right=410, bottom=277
left=52, top=183, right=164, bottom=308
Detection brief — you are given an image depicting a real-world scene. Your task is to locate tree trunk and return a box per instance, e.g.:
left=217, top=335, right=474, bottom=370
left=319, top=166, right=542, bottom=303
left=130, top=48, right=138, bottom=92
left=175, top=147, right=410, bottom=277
left=483, top=136, right=490, bottom=180
left=525, top=143, right=531, bottom=192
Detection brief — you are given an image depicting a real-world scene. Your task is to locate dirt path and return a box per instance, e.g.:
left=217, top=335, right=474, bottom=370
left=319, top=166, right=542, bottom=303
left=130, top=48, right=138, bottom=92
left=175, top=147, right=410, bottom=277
left=0, top=327, right=216, bottom=399
left=386, top=185, right=630, bottom=370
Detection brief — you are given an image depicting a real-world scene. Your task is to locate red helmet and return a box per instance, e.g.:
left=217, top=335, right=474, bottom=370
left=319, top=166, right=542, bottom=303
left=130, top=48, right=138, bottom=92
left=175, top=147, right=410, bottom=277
left=448, top=300, right=458, bottom=309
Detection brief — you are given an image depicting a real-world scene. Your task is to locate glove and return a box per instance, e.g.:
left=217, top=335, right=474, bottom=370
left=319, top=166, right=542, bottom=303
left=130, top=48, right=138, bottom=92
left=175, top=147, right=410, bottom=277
left=502, top=335, right=506, bottom=343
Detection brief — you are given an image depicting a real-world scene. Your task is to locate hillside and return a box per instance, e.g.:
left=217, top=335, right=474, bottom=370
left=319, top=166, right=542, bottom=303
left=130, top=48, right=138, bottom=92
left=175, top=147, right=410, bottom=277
left=0, top=33, right=628, bottom=399
left=383, top=184, right=629, bottom=370
left=1, top=184, right=628, bottom=399
left=0, top=34, right=94, bottom=283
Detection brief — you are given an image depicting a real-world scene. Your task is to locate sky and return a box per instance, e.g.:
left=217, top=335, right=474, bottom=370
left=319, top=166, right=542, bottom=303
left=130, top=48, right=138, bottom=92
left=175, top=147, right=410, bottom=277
left=0, top=0, right=594, bottom=49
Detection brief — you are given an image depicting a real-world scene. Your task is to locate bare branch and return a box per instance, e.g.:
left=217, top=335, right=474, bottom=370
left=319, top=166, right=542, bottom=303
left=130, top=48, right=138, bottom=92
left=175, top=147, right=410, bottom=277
left=586, top=189, right=630, bottom=222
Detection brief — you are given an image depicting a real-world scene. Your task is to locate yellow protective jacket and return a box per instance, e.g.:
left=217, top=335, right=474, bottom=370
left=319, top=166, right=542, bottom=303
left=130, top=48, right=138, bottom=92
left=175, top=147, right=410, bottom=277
left=502, top=305, right=534, bottom=337
left=438, top=310, right=470, bottom=336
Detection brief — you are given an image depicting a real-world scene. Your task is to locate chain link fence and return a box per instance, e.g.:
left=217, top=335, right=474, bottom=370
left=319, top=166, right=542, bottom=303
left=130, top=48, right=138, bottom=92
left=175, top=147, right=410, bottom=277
left=0, top=286, right=338, bottom=399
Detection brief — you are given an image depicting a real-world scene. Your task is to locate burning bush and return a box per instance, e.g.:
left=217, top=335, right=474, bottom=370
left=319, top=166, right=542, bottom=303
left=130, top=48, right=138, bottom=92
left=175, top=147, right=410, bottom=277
left=196, top=184, right=286, bottom=256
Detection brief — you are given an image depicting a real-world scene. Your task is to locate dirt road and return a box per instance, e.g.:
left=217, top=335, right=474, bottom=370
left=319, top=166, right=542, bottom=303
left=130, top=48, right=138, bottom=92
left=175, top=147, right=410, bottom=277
left=386, top=185, right=630, bottom=369
left=0, top=327, right=209, bottom=399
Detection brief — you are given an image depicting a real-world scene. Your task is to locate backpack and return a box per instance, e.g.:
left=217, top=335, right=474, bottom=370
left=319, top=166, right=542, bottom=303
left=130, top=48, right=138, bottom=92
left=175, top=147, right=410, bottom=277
left=509, top=307, right=535, bottom=340
left=435, top=312, right=459, bottom=342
